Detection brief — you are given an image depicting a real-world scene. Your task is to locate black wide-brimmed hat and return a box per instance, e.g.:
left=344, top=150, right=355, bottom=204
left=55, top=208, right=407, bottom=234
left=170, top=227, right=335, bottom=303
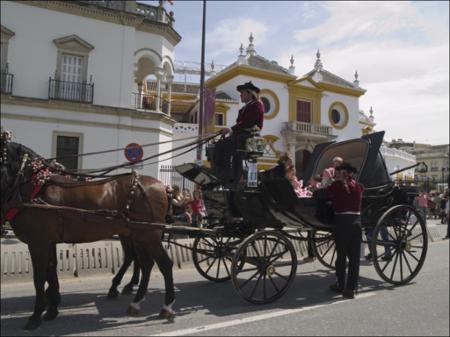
left=236, top=81, right=260, bottom=93
left=335, top=162, right=358, bottom=173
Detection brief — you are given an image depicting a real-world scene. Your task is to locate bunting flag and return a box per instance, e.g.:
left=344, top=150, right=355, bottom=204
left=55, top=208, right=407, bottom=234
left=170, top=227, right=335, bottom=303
left=203, top=88, right=216, bottom=135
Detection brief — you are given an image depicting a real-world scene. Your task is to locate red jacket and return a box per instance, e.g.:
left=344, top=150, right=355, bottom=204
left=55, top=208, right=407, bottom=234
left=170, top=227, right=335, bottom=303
left=231, top=99, right=264, bottom=133
left=325, top=179, right=364, bottom=213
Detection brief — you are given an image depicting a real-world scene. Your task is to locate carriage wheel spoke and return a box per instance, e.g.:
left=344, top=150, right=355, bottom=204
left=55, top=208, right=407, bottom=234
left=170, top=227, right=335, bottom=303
left=238, top=269, right=260, bottom=289
left=263, top=274, right=267, bottom=300
left=390, top=249, right=400, bottom=280
left=222, top=256, right=231, bottom=277
left=216, top=256, right=222, bottom=279
left=273, top=271, right=289, bottom=281
left=205, top=256, right=218, bottom=274
left=407, top=232, right=423, bottom=242
left=404, top=248, right=421, bottom=263
left=250, top=273, right=263, bottom=299
left=268, top=273, right=280, bottom=293
left=380, top=246, right=399, bottom=273
left=400, top=250, right=414, bottom=275
left=268, top=249, right=289, bottom=265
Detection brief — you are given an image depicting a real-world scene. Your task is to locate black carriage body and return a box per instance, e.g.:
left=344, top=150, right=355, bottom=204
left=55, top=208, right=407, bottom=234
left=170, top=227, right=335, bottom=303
left=175, top=131, right=427, bottom=299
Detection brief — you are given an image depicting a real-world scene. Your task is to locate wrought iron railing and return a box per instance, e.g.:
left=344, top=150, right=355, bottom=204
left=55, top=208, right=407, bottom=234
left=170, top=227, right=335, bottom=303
left=0, top=72, right=14, bottom=95
left=48, top=78, right=94, bottom=103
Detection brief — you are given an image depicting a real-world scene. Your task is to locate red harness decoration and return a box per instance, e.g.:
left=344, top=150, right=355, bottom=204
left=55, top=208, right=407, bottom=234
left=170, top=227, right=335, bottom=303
left=3, top=163, right=51, bottom=223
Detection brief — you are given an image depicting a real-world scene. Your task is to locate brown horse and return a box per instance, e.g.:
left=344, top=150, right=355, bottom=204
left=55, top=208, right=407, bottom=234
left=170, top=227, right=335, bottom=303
left=1, top=139, right=175, bottom=330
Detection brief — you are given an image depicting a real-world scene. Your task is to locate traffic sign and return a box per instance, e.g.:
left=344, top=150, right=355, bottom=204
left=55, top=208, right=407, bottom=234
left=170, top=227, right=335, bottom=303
left=124, top=143, right=144, bottom=162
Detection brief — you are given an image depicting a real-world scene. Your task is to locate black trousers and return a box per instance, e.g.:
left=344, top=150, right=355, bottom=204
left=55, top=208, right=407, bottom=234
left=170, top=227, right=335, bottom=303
left=334, top=214, right=362, bottom=291
left=214, top=133, right=249, bottom=185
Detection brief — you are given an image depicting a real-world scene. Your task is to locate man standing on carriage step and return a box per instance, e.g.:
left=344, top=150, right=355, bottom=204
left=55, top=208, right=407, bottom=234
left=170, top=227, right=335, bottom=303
left=325, top=162, right=364, bottom=299
left=215, top=81, right=264, bottom=187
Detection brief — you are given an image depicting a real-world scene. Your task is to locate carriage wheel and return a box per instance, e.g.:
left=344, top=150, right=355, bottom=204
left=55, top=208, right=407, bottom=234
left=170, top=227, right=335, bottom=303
left=231, top=230, right=297, bottom=304
left=313, top=230, right=336, bottom=269
left=192, top=235, right=242, bottom=282
left=371, top=205, right=428, bottom=285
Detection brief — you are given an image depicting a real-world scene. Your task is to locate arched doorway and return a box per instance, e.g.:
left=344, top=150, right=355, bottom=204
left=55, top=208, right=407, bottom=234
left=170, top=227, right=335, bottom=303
left=295, top=149, right=311, bottom=180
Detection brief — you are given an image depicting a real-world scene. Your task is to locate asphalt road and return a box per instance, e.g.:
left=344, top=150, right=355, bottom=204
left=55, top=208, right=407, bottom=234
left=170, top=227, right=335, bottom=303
left=1, top=240, right=449, bottom=336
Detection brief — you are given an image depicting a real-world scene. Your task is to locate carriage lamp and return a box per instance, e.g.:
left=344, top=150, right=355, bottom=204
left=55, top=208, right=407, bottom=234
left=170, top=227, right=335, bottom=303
left=245, top=136, right=266, bottom=155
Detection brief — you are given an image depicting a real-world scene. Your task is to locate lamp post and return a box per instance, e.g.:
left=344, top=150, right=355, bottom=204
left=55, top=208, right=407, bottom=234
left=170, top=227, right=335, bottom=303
left=196, top=0, right=207, bottom=163
left=442, top=167, right=445, bottom=192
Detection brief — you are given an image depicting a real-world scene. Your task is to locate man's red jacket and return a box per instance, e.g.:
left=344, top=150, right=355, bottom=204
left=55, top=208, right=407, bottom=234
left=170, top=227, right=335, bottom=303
left=231, top=99, right=264, bottom=133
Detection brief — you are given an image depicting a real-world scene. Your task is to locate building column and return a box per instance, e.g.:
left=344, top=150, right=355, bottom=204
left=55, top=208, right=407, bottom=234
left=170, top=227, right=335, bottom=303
left=167, top=75, right=173, bottom=116
left=155, top=68, right=164, bottom=113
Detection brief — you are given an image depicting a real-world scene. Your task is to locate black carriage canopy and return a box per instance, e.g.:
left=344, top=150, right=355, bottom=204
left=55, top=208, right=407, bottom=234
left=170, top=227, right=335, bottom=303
left=303, top=131, right=392, bottom=188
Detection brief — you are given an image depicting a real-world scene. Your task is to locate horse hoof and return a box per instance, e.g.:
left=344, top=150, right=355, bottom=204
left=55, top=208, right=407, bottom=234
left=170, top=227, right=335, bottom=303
left=158, top=309, right=175, bottom=322
left=126, top=305, right=139, bottom=316
left=121, top=286, right=133, bottom=295
left=43, top=308, right=59, bottom=321
left=107, top=288, right=119, bottom=299
left=24, top=317, right=41, bottom=330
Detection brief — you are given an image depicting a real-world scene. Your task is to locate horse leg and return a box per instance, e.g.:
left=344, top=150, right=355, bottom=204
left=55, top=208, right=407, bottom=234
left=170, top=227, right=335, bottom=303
left=43, top=243, right=61, bottom=321
left=154, top=245, right=175, bottom=322
left=107, top=247, right=134, bottom=298
left=122, top=252, right=140, bottom=295
left=24, top=242, right=50, bottom=330
left=126, top=245, right=154, bottom=316
left=108, top=237, right=136, bottom=298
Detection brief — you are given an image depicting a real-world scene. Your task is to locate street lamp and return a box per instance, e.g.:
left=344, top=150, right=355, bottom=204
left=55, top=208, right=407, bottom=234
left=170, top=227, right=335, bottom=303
left=442, top=167, right=445, bottom=192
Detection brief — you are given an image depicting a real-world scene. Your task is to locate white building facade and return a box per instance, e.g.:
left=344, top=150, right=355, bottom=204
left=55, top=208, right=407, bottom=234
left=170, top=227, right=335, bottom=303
left=1, top=0, right=181, bottom=178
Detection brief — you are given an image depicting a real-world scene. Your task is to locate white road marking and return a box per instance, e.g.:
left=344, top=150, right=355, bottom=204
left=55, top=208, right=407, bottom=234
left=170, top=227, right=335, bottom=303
left=153, top=292, right=376, bottom=336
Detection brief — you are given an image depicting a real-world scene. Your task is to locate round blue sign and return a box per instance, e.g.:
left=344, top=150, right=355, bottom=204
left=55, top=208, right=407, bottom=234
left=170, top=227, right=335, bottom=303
left=124, top=143, right=143, bottom=162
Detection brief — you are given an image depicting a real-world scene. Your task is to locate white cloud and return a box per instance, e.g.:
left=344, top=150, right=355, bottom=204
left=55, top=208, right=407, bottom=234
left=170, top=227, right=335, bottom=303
left=281, top=1, right=449, bottom=144
left=206, top=17, right=270, bottom=61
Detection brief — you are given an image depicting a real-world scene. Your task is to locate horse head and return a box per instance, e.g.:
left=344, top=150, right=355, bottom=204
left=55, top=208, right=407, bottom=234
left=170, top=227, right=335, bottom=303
left=0, top=131, right=41, bottom=215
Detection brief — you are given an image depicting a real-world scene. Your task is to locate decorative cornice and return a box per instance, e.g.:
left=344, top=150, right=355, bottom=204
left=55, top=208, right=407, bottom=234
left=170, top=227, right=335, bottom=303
left=15, top=1, right=181, bottom=46
left=316, top=82, right=366, bottom=97
left=1, top=94, right=176, bottom=127
left=2, top=112, right=173, bottom=137
left=1, top=24, right=15, bottom=40
left=206, top=64, right=295, bottom=89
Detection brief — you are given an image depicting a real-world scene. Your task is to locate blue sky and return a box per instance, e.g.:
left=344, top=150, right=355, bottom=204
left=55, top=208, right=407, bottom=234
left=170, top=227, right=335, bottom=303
left=144, top=1, right=449, bottom=145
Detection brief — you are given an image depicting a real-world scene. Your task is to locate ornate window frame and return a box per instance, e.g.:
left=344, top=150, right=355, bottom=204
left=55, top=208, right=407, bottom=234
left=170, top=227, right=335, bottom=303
left=328, top=101, right=349, bottom=129
left=53, top=35, right=94, bottom=82
left=1, top=25, right=15, bottom=72
left=259, top=89, right=280, bottom=120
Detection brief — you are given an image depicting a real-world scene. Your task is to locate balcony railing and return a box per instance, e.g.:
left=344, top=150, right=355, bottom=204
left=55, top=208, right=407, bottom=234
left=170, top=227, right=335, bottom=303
left=48, top=78, right=94, bottom=103
left=1, top=72, right=14, bottom=95
left=133, top=92, right=169, bottom=114
left=284, top=121, right=333, bottom=137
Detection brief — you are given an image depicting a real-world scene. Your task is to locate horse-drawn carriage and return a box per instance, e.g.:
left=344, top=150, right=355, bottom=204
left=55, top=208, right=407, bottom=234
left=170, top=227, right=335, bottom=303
left=0, top=129, right=428, bottom=329
left=172, top=130, right=428, bottom=304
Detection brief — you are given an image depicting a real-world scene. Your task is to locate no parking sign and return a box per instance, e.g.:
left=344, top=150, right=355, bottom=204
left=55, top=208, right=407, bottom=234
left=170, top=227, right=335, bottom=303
left=124, top=143, right=144, bottom=162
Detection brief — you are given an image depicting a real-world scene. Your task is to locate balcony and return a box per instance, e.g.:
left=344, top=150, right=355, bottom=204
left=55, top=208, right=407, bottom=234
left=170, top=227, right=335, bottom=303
left=48, top=78, right=94, bottom=103
left=0, top=72, right=14, bottom=95
left=133, top=92, right=169, bottom=114
left=282, top=121, right=334, bottom=139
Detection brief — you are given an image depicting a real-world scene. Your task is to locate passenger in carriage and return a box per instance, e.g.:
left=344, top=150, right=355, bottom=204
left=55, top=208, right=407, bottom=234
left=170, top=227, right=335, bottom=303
left=217, top=81, right=264, bottom=186
left=326, top=162, right=364, bottom=299
left=321, top=156, right=344, bottom=188
left=286, top=165, right=311, bottom=198
left=170, top=185, right=192, bottom=224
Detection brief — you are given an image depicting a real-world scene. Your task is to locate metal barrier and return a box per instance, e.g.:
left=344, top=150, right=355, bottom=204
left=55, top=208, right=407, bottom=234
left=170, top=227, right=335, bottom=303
left=0, top=236, right=308, bottom=283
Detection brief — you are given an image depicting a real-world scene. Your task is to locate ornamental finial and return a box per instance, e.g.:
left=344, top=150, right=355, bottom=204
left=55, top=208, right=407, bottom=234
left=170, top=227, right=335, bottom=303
left=353, top=70, right=360, bottom=87
left=314, top=49, right=323, bottom=71
left=247, top=33, right=256, bottom=56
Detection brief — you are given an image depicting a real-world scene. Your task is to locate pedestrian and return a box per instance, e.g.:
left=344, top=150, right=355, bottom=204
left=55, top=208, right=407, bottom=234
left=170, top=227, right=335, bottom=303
left=187, top=189, right=205, bottom=227
left=443, top=191, right=449, bottom=240
left=414, top=191, right=428, bottom=225
left=325, top=162, right=364, bottom=299
left=171, top=185, right=191, bottom=224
